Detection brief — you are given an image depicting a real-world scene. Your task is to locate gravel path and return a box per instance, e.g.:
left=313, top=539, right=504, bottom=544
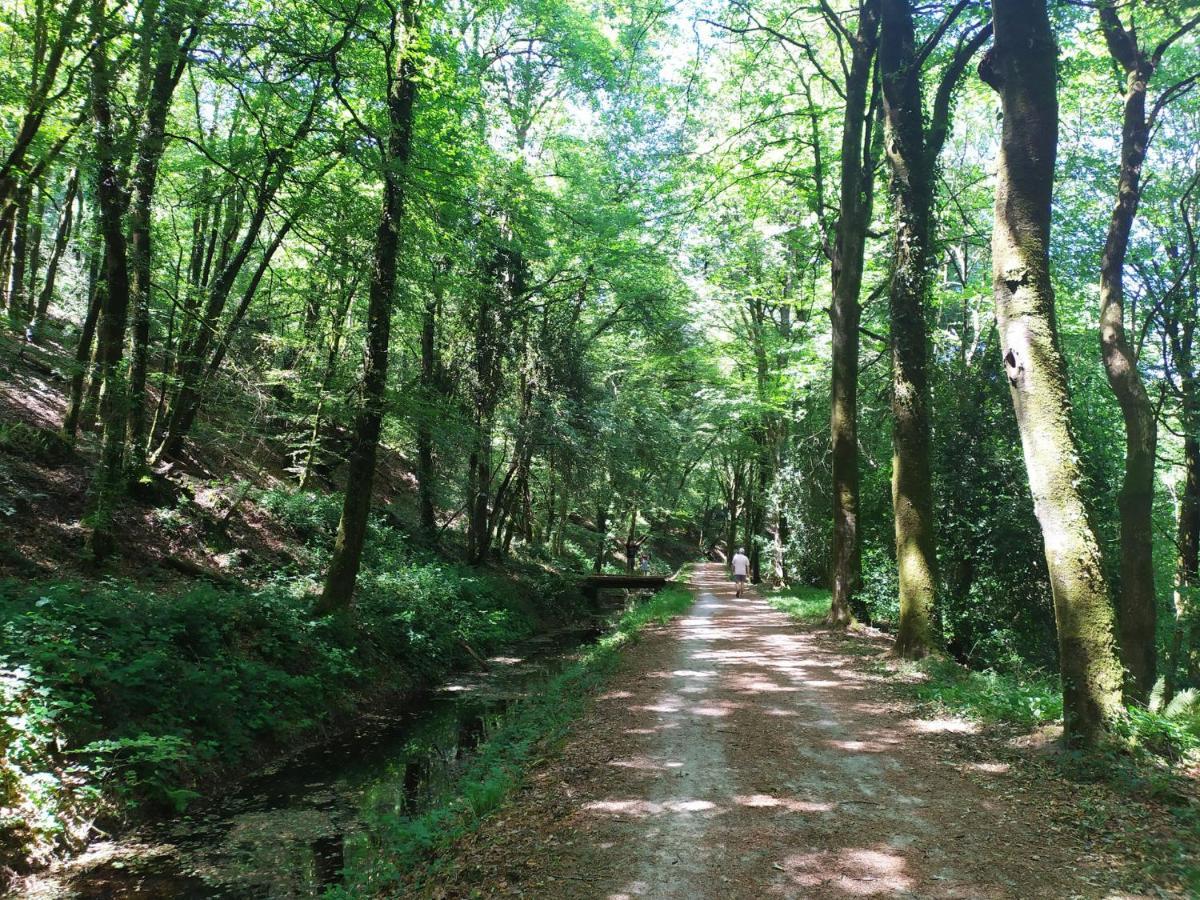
left=419, top=563, right=1146, bottom=899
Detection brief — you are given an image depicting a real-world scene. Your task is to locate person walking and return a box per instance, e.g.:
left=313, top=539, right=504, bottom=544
left=731, top=547, right=750, bottom=598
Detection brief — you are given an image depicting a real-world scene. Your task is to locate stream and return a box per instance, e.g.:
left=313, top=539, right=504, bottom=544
left=12, top=602, right=628, bottom=899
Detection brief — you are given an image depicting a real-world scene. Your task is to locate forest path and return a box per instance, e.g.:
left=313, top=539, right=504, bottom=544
left=420, top=563, right=1123, bottom=898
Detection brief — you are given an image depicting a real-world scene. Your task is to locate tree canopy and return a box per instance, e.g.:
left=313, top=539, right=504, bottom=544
left=3, top=0, right=1200, bottom=772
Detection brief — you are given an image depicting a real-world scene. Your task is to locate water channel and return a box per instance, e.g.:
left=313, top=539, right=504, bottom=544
left=12, top=600, right=629, bottom=898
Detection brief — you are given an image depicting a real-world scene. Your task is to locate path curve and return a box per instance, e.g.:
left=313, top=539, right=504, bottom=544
left=420, top=564, right=1131, bottom=898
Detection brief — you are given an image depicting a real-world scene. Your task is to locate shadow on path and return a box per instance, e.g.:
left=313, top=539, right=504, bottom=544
left=423, top=564, right=1124, bottom=899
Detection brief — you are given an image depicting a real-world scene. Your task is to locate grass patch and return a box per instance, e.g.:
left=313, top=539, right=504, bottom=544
left=332, top=583, right=695, bottom=896
left=765, top=583, right=1062, bottom=728
left=763, top=584, right=830, bottom=623
left=905, top=658, right=1062, bottom=728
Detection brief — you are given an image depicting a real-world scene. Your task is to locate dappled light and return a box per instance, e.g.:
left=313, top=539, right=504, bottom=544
left=2, top=0, right=1198, bottom=890
left=775, top=847, right=913, bottom=896
left=448, top=564, right=1115, bottom=899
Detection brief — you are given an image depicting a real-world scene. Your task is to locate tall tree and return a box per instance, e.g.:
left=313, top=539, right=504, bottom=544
left=879, top=0, right=990, bottom=657
left=1094, top=1, right=1200, bottom=703
left=83, top=0, right=133, bottom=559
left=827, top=0, right=881, bottom=625
left=981, top=0, right=1124, bottom=745
left=316, top=0, right=420, bottom=614
left=124, top=0, right=199, bottom=467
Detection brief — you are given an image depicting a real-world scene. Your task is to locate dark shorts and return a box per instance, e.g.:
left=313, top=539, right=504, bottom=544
left=734, top=574, right=747, bottom=583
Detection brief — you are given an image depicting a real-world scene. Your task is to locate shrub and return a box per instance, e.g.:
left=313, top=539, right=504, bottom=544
left=858, top=547, right=899, bottom=627
left=0, top=553, right=584, bottom=871
left=0, top=422, right=71, bottom=466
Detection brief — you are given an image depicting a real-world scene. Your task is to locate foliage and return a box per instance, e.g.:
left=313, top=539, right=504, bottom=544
left=908, top=659, right=1063, bottom=729
left=0, top=545, right=588, bottom=867
left=0, top=422, right=72, bottom=467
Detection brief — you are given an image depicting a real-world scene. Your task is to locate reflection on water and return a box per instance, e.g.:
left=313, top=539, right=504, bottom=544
left=18, top=614, right=618, bottom=899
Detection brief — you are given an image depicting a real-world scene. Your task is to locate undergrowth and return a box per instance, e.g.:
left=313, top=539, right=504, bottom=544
left=0, top=491, right=588, bottom=871
left=904, top=658, right=1062, bottom=728
left=762, top=584, right=830, bottom=622
left=330, top=582, right=696, bottom=897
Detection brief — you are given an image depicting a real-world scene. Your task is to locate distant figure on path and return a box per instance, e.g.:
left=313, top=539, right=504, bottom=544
left=639, top=552, right=650, bottom=575
left=731, top=547, right=750, bottom=597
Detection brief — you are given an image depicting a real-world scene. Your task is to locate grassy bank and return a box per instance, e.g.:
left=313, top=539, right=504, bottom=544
left=765, top=585, right=1199, bottom=753
left=0, top=493, right=590, bottom=876
left=333, top=581, right=696, bottom=897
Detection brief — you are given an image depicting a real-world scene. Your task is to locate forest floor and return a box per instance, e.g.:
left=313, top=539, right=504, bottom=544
left=414, top=563, right=1194, bottom=899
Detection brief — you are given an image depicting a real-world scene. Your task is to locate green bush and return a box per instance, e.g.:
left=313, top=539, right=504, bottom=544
left=1114, top=690, right=1200, bottom=761
left=0, top=546, right=587, bottom=870
left=0, top=422, right=72, bottom=466
left=255, top=487, right=342, bottom=539
left=858, top=547, right=899, bottom=627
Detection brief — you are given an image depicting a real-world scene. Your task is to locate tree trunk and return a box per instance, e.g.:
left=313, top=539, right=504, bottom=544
left=1096, top=4, right=1161, bottom=704
left=593, top=501, right=609, bottom=573
left=300, top=280, right=355, bottom=490
left=84, top=0, right=134, bottom=561
left=34, top=168, right=78, bottom=320
left=23, top=182, right=46, bottom=319
left=467, top=428, right=493, bottom=563
left=126, top=0, right=193, bottom=467
left=80, top=329, right=104, bottom=429
left=7, top=183, right=32, bottom=319
left=1165, top=305, right=1198, bottom=703
left=63, top=250, right=102, bottom=438
left=0, top=208, right=16, bottom=313
left=466, top=248, right=514, bottom=564
left=982, top=0, right=1124, bottom=745
left=724, top=465, right=742, bottom=563
left=880, top=0, right=937, bottom=658
left=625, top=506, right=638, bottom=574
left=1166, top=426, right=1199, bottom=703
left=315, top=0, right=419, bottom=615
left=415, top=270, right=440, bottom=535
left=828, top=0, right=881, bottom=625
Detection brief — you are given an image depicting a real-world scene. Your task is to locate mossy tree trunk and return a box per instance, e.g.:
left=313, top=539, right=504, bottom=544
left=84, top=0, right=134, bottom=561
left=315, top=0, right=419, bottom=615
left=1093, top=2, right=1200, bottom=703
left=880, top=0, right=936, bottom=657
left=880, top=0, right=991, bottom=658
left=982, top=0, right=1125, bottom=745
left=828, top=0, right=880, bottom=626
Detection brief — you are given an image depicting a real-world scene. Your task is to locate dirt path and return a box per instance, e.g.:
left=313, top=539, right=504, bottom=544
left=419, top=564, right=1153, bottom=898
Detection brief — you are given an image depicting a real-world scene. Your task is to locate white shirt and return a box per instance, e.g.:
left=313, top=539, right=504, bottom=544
left=731, top=553, right=750, bottom=576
